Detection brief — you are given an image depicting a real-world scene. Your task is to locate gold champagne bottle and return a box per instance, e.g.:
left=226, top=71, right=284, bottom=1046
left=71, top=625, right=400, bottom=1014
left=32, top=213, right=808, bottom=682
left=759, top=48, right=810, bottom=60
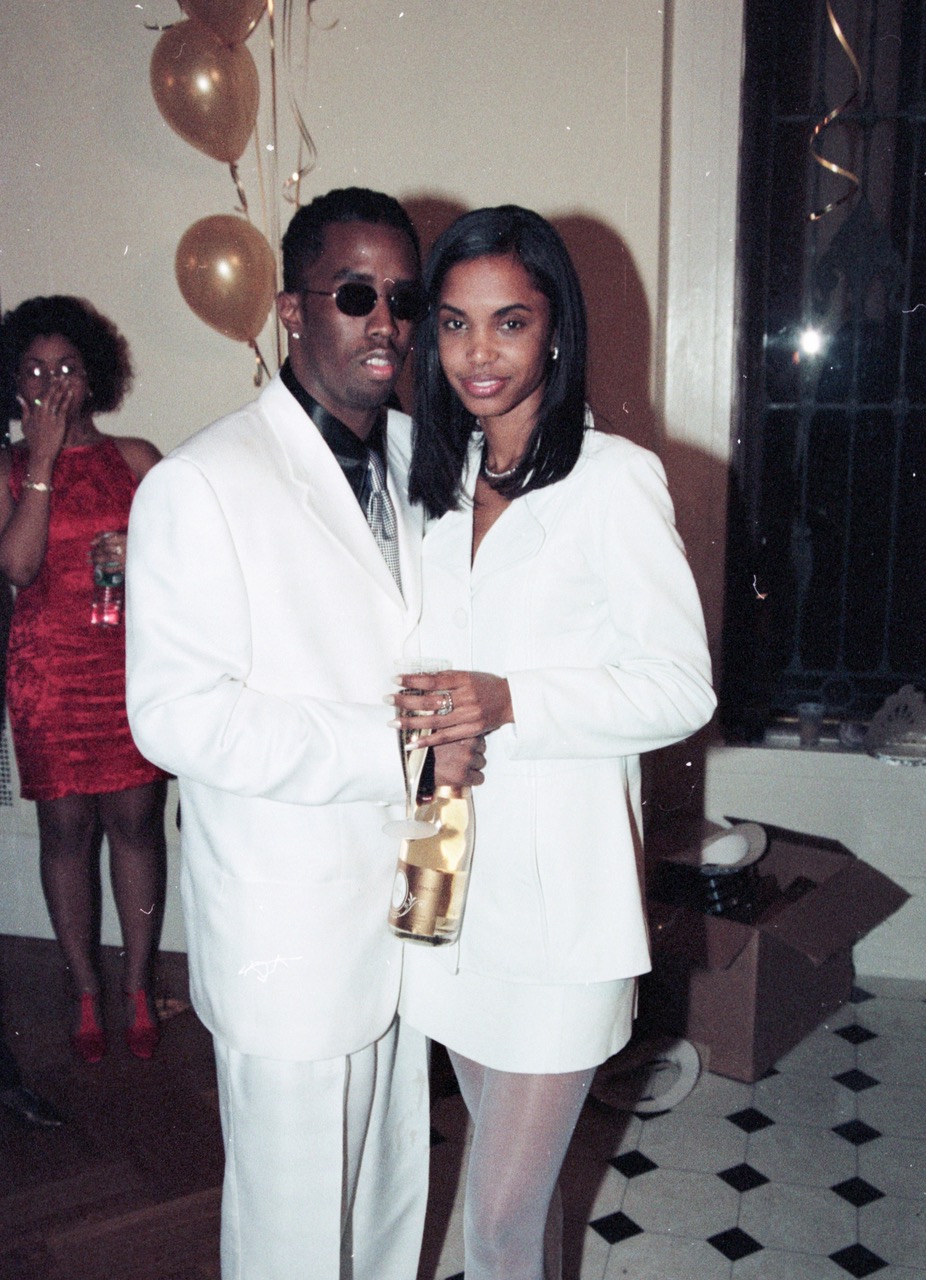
left=388, top=786, right=475, bottom=945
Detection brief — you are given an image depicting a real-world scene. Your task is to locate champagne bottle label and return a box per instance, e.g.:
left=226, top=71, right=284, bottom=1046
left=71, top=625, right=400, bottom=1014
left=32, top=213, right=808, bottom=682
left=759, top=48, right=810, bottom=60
left=389, top=862, right=456, bottom=939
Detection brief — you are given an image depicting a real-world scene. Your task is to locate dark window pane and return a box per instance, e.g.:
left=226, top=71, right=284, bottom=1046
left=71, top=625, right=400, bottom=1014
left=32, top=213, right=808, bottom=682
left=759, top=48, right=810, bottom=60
left=722, top=0, right=926, bottom=738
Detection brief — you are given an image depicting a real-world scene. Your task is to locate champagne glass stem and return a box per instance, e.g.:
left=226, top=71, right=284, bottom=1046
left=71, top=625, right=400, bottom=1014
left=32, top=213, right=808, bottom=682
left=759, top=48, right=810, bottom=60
left=401, top=727, right=428, bottom=818
left=383, top=656, right=449, bottom=842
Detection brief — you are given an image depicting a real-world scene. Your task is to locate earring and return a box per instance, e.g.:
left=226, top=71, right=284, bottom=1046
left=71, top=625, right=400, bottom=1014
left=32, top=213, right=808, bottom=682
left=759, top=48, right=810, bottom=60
left=550, top=346, right=559, bottom=361
left=291, top=332, right=301, bottom=340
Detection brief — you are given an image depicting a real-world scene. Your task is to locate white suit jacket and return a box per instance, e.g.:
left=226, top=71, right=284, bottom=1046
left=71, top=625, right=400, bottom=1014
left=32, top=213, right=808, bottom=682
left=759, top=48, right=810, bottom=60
left=414, top=428, right=716, bottom=985
left=125, top=374, right=423, bottom=1061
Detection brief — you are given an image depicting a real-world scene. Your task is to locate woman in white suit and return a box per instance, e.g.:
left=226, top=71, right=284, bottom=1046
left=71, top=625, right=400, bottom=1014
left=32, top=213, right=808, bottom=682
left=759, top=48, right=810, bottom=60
left=390, top=207, right=716, bottom=1280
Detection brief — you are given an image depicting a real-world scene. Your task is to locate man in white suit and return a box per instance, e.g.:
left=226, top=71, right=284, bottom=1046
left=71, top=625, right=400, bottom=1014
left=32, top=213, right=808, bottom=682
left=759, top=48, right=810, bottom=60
left=125, top=188, right=484, bottom=1280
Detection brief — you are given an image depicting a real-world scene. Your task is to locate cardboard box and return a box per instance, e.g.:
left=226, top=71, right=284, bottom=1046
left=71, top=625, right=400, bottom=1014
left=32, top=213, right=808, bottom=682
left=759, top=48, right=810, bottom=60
left=639, top=825, right=910, bottom=1082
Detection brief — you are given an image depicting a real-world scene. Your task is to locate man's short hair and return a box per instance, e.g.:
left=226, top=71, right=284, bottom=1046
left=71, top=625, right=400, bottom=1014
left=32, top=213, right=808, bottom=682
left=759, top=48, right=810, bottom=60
left=281, top=188, right=421, bottom=291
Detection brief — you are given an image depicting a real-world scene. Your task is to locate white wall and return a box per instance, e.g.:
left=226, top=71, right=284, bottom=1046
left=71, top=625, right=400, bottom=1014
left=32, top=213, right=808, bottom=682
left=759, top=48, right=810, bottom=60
left=0, top=0, right=666, bottom=453
left=704, top=746, right=925, bottom=980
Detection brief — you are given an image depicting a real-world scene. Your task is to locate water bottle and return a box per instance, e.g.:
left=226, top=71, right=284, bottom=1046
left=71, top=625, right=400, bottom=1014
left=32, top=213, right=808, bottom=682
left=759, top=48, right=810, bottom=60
left=90, top=530, right=125, bottom=627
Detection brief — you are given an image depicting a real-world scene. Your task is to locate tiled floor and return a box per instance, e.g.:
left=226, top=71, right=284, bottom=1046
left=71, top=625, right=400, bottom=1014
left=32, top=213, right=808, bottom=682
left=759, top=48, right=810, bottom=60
left=3, top=936, right=923, bottom=1280
left=420, top=977, right=926, bottom=1280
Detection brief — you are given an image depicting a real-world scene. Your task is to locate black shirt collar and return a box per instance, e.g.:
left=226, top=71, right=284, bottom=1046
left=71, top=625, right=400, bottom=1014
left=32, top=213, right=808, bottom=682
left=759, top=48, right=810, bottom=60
left=279, top=359, right=386, bottom=505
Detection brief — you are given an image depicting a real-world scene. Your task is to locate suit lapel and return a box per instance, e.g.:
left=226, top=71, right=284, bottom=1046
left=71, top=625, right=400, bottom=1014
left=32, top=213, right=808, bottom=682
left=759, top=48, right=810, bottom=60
left=257, top=377, right=413, bottom=610
left=472, top=501, right=545, bottom=584
left=422, top=438, right=548, bottom=586
left=466, top=436, right=546, bottom=584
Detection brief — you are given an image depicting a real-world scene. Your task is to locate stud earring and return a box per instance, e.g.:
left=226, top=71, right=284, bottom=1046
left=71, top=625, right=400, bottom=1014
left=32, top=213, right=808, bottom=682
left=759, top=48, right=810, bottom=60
left=291, top=332, right=301, bottom=340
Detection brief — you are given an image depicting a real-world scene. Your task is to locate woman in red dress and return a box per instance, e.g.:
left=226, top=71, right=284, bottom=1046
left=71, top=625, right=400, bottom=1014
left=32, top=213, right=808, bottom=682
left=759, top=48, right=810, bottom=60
left=0, top=295, right=168, bottom=1062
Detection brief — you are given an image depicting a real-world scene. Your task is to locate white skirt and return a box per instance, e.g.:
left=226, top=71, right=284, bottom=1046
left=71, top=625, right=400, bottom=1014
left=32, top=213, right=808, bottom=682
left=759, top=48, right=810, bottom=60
left=400, top=945, right=636, bottom=1075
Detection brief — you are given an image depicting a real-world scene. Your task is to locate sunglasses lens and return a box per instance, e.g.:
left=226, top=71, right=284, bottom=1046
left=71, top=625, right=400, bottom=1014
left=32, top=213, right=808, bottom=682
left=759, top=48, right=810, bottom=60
left=333, top=283, right=379, bottom=316
left=331, top=282, right=426, bottom=322
left=389, top=285, right=427, bottom=323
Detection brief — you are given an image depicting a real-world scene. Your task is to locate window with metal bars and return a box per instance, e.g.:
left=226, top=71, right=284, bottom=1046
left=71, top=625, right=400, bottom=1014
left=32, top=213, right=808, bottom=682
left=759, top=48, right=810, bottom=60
left=721, top=0, right=926, bottom=741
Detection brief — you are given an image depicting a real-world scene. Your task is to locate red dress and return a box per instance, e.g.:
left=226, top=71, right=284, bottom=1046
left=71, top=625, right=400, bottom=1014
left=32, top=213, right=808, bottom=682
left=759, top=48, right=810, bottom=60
left=6, top=439, right=167, bottom=801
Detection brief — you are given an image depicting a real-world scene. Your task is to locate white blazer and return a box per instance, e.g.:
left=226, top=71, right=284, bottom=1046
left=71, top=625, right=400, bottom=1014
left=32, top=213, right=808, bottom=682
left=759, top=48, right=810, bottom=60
left=125, top=375, right=423, bottom=1061
left=414, top=427, right=716, bottom=985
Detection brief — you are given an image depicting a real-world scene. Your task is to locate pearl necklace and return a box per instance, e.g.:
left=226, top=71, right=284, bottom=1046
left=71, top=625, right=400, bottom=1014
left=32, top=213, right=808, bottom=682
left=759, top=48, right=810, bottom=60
left=482, top=457, right=520, bottom=480
left=480, top=437, right=521, bottom=481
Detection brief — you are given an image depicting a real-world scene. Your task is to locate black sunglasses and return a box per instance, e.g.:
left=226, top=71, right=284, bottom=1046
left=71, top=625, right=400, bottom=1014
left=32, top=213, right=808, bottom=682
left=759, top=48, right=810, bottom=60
left=302, top=281, right=427, bottom=323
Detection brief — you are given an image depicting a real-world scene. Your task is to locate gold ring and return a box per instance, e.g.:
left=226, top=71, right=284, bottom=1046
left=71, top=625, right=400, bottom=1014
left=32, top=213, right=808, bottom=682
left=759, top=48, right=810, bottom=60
left=437, top=692, right=454, bottom=716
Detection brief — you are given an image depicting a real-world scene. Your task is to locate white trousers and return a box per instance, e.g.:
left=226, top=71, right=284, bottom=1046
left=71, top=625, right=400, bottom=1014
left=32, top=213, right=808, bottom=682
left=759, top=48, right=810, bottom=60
left=213, top=1016, right=429, bottom=1280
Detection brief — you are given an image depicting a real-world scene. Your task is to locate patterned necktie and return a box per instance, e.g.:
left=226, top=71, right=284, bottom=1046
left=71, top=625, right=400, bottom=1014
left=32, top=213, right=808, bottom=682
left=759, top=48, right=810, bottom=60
left=365, top=450, right=403, bottom=594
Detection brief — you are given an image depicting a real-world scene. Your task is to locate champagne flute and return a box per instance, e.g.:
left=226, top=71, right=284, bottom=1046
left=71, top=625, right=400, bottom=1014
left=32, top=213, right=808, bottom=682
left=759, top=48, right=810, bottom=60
left=383, top=657, right=450, bottom=840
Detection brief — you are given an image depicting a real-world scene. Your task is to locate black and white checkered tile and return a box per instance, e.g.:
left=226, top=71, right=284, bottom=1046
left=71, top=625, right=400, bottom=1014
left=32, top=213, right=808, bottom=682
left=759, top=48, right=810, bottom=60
left=426, top=977, right=926, bottom=1279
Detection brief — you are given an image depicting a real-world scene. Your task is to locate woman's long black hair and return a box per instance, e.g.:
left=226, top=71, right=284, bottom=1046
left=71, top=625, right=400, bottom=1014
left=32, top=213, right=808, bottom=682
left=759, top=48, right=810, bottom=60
left=408, top=206, right=588, bottom=519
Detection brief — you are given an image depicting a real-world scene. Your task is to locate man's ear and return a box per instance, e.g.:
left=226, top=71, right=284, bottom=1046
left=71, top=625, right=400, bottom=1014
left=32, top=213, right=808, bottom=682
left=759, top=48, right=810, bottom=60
left=277, top=291, right=302, bottom=334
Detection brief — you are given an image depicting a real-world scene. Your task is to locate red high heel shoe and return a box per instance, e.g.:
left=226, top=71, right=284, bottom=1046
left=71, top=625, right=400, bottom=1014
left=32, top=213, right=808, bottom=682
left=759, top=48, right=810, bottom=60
left=71, top=991, right=106, bottom=1064
left=124, top=989, right=160, bottom=1060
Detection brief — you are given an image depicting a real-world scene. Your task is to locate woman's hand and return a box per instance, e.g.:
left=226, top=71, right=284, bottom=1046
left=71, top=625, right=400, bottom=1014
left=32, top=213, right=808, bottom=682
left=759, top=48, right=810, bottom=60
left=390, top=668, right=514, bottom=749
left=433, top=736, right=487, bottom=788
left=0, top=387, right=77, bottom=586
left=90, top=530, right=127, bottom=575
left=17, top=380, right=74, bottom=475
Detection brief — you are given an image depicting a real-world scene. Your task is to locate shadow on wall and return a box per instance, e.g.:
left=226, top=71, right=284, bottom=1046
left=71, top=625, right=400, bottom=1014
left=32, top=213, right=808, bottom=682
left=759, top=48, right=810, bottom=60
left=394, top=194, right=468, bottom=413
left=401, top=195, right=726, bottom=831
left=555, top=212, right=658, bottom=453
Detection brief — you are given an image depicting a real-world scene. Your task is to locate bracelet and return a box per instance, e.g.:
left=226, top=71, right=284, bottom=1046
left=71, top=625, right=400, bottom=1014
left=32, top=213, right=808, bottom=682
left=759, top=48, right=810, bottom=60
left=22, top=479, right=53, bottom=493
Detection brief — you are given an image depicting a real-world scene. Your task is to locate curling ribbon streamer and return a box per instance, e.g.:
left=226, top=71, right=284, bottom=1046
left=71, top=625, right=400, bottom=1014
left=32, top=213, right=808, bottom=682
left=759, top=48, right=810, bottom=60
left=280, top=0, right=321, bottom=205
left=808, top=1, right=862, bottom=222
left=250, top=1, right=322, bottom=364
left=250, top=339, right=271, bottom=386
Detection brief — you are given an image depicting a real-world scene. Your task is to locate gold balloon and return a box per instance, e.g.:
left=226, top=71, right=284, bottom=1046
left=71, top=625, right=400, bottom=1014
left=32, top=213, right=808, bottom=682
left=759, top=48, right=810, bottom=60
left=175, top=216, right=277, bottom=343
left=150, top=19, right=259, bottom=163
left=181, top=0, right=267, bottom=46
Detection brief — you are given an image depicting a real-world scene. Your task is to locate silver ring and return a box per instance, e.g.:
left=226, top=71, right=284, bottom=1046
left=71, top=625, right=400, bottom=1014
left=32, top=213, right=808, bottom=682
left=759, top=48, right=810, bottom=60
left=437, top=692, right=454, bottom=716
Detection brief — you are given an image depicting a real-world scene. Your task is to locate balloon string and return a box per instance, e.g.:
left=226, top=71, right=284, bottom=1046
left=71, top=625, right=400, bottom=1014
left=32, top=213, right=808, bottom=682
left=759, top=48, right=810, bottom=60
left=248, top=114, right=282, bottom=371
left=808, top=0, right=862, bottom=223
left=250, top=339, right=271, bottom=386
left=253, top=117, right=272, bottom=253
left=230, top=163, right=250, bottom=215
left=266, top=0, right=283, bottom=369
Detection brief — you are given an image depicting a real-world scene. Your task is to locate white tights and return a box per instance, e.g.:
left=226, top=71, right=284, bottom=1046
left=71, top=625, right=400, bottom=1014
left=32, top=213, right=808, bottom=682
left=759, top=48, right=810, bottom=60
left=449, top=1049, right=595, bottom=1280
